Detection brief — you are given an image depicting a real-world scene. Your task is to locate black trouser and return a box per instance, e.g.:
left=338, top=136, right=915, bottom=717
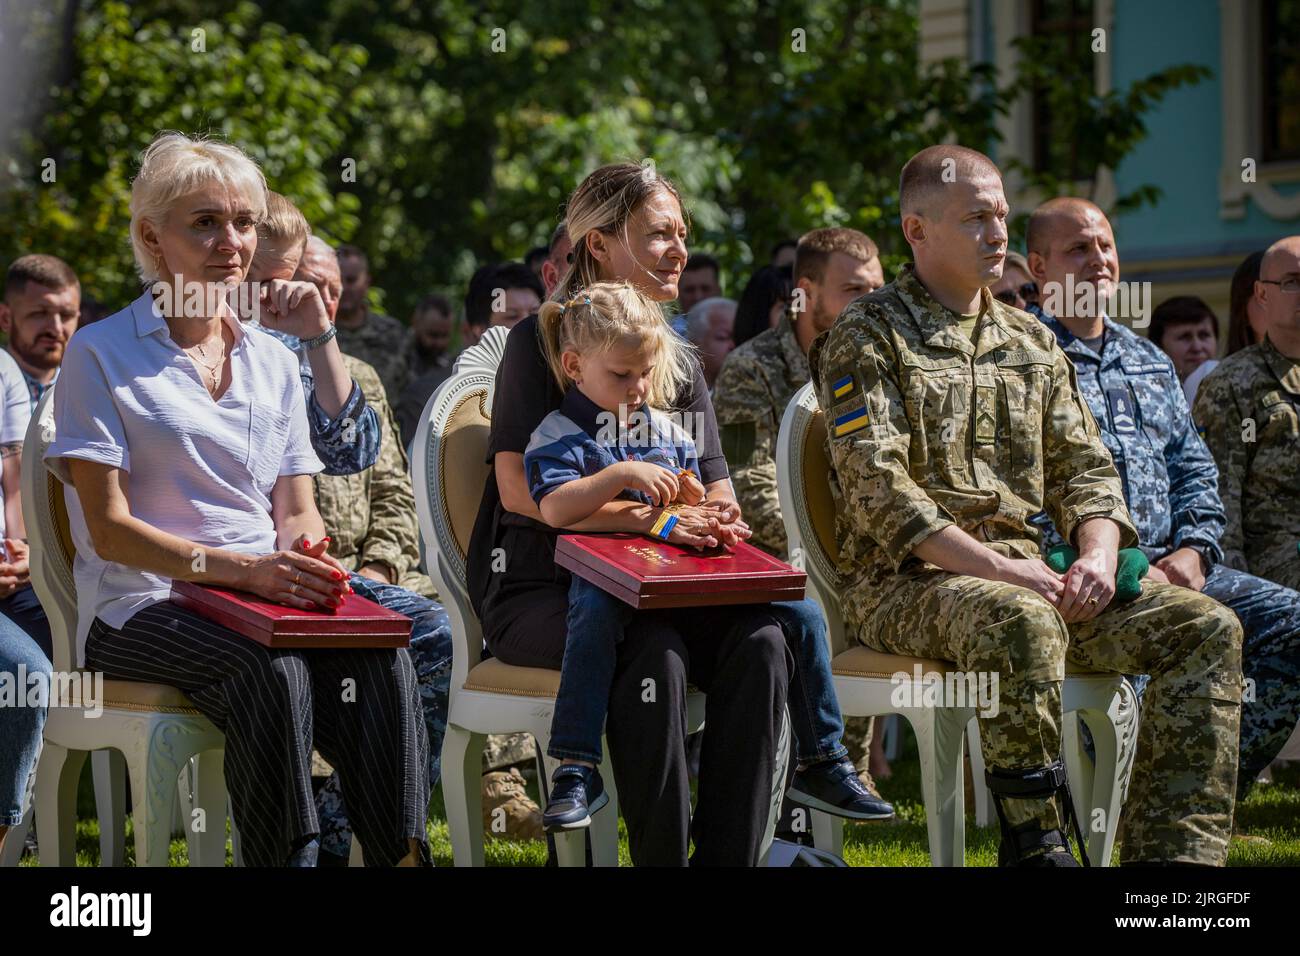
left=488, top=592, right=792, bottom=866
left=86, top=603, right=430, bottom=867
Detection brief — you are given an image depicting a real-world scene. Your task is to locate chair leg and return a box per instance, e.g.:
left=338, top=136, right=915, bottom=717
left=912, top=708, right=967, bottom=867
left=589, top=747, right=620, bottom=867
left=35, top=744, right=86, bottom=867
left=810, top=811, right=845, bottom=857
left=965, top=717, right=993, bottom=827
left=0, top=806, right=33, bottom=867
left=882, top=714, right=901, bottom=760
left=189, top=750, right=228, bottom=867
left=1073, top=707, right=1124, bottom=867
left=442, top=725, right=487, bottom=867
left=537, top=751, right=588, bottom=868
left=130, top=738, right=184, bottom=867
left=92, top=749, right=127, bottom=867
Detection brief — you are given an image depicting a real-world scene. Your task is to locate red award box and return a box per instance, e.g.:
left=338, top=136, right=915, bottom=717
left=555, top=534, right=806, bottom=609
left=170, top=580, right=412, bottom=648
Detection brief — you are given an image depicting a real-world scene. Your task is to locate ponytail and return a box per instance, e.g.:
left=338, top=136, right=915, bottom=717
left=538, top=299, right=569, bottom=394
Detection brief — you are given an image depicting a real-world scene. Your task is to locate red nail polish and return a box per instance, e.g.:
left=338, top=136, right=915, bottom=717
left=332, top=571, right=343, bottom=580
left=303, top=538, right=311, bottom=548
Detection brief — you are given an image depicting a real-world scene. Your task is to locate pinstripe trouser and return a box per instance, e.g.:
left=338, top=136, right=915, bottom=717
left=85, top=603, right=430, bottom=867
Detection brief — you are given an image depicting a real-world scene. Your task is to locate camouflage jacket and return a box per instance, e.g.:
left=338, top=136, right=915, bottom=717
left=713, top=308, right=810, bottom=558
left=1027, top=308, right=1225, bottom=566
left=336, top=310, right=412, bottom=403
left=1192, top=336, right=1300, bottom=584
left=313, top=355, right=436, bottom=598
left=261, top=327, right=381, bottom=476
left=811, top=265, right=1137, bottom=628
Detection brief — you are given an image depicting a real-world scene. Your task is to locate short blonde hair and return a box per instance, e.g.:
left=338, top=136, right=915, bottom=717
left=539, top=280, right=695, bottom=409
left=130, top=132, right=268, bottom=283
left=253, top=191, right=311, bottom=269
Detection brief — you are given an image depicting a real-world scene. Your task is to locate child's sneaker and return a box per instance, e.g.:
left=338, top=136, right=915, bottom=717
left=542, top=764, right=609, bottom=832
left=788, top=758, right=895, bottom=820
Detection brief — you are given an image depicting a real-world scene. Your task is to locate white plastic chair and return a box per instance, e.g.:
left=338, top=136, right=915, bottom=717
left=776, top=382, right=1138, bottom=866
left=411, top=327, right=789, bottom=866
left=23, top=387, right=231, bottom=866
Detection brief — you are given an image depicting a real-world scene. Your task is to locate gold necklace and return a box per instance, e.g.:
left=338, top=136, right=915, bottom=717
left=185, top=337, right=226, bottom=393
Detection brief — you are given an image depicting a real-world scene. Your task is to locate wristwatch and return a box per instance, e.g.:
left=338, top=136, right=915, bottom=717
left=300, top=324, right=338, bottom=351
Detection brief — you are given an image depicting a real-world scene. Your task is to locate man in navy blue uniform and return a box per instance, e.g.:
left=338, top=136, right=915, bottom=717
left=1025, top=197, right=1300, bottom=798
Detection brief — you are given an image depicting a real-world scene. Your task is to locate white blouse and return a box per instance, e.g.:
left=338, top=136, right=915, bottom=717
left=0, top=349, right=32, bottom=543
left=45, top=292, right=323, bottom=665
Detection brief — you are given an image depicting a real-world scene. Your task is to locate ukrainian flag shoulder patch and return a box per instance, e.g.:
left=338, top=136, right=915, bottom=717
left=832, top=373, right=856, bottom=400
left=832, top=402, right=869, bottom=438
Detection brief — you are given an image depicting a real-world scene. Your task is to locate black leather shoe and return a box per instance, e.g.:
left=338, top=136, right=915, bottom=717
left=787, top=758, right=895, bottom=820
left=542, top=764, right=609, bottom=833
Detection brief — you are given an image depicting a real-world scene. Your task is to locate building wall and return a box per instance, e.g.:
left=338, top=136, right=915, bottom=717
left=921, top=0, right=1300, bottom=333
left=1111, top=0, right=1296, bottom=322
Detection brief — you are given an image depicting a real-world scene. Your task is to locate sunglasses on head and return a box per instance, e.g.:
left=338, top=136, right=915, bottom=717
left=994, top=282, right=1039, bottom=305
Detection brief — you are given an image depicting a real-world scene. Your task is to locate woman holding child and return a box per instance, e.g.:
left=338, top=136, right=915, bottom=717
left=468, top=163, right=887, bottom=865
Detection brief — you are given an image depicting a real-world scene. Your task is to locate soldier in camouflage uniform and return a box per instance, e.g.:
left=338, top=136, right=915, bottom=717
left=336, top=244, right=411, bottom=402
left=314, top=355, right=438, bottom=598
left=1025, top=200, right=1300, bottom=799
left=714, top=228, right=888, bottom=795
left=814, top=146, right=1242, bottom=866
left=1194, top=236, right=1300, bottom=593
left=276, top=238, right=457, bottom=862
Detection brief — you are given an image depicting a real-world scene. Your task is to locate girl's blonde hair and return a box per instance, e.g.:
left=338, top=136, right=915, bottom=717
left=539, top=281, right=695, bottom=409
left=130, top=132, right=269, bottom=283
left=554, top=162, right=688, bottom=301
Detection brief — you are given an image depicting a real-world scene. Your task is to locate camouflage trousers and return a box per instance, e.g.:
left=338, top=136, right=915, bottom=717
left=1129, top=565, right=1300, bottom=798
left=857, top=572, right=1243, bottom=865
left=315, top=574, right=452, bottom=859
left=842, top=716, right=876, bottom=785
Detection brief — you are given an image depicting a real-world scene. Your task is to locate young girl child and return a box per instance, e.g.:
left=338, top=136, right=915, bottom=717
left=525, top=281, right=893, bottom=832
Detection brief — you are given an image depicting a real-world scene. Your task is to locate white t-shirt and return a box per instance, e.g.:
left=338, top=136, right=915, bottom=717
left=0, top=349, right=32, bottom=543
left=45, top=292, right=323, bottom=665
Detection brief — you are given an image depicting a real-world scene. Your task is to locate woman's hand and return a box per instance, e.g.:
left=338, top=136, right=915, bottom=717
left=663, top=507, right=719, bottom=549
left=243, top=536, right=351, bottom=609
left=618, top=461, right=679, bottom=507
left=693, top=499, right=752, bottom=547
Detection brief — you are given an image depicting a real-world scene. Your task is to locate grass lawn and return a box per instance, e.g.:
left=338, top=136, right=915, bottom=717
left=18, top=729, right=1300, bottom=866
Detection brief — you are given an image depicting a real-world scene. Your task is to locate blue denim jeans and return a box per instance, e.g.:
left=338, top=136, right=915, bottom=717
left=766, top=597, right=847, bottom=765
left=314, top=574, right=452, bottom=857
left=547, top=578, right=635, bottom=764
left=547, top=581, right=847, bottom=767
left=1, top=611, right=50, bottom=825
left=0, top=585, right=51, bottom=662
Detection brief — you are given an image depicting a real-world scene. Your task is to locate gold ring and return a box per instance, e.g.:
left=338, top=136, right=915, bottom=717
left=289, top=581, right=300, bottom=596
left=1087, top=596, right=1099, bottom=605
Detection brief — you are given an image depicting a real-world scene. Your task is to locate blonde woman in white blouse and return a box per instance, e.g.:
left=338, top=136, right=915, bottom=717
left=45, top=133, right=429, bottom=867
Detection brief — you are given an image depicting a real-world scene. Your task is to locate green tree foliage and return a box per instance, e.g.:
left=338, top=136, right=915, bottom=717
left=0, top=1, right=365, bottom=307
left=0, top=0, right=1205, bottom=321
